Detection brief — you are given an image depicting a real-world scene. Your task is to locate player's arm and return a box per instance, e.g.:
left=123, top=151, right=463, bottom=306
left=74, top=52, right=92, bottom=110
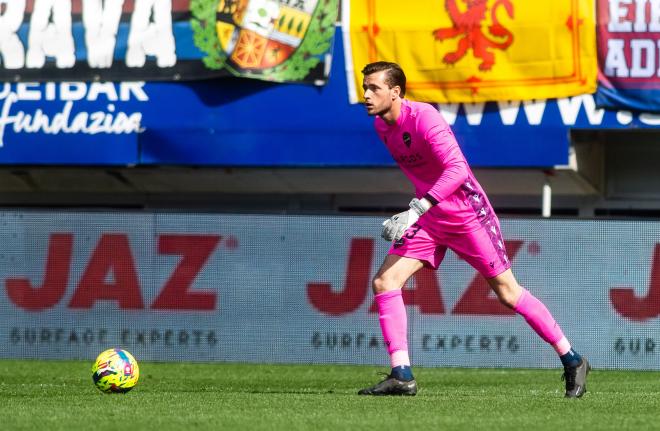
left=419, top=110, right=469, bottom=203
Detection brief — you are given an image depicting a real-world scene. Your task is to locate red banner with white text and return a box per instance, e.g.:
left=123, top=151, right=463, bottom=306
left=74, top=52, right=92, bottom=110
left=596, top=0, right=660, bottom=112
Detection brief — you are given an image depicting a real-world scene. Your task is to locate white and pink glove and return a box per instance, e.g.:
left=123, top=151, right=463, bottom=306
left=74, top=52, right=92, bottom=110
left=381, top=198, right=432, bottom=242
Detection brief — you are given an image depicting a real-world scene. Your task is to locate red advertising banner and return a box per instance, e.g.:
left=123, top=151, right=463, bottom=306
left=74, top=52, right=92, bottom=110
left=1, top=211, right=659, bottom=369
left=596, top=0, right=660, bottom=112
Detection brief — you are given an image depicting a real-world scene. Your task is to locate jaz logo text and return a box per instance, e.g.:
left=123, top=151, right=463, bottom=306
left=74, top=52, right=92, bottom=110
left=307, top=238, right=523, bottom=316
left=6, top=233, right=222, bottom=312
left=309, top=238, right=660, bottom=321
left=610, top=244, right=660, bottom=321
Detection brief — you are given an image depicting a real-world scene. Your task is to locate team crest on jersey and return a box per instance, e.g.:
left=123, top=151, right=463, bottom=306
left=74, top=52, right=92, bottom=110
left=402, top=132, right=412, bottom=148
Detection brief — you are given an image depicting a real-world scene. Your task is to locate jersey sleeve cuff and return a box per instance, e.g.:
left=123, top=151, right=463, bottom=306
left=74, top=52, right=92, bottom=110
left=423, top=193, right=439, bottom=206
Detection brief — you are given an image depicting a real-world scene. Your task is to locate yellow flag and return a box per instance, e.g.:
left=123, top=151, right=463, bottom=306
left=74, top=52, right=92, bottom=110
left=346, top=0, right=597, bottom=103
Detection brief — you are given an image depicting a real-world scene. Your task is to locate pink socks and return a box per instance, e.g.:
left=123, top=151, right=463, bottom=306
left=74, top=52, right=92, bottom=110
left=375, top=289, right=410, bottom=368
left=514, top=288, right=572, bottom=355
left=376, top=287, right=572, bottom=365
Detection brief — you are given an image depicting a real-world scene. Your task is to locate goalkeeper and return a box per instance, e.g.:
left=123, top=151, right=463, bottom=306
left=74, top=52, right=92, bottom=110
left=358, top=61, right=590, bottom=398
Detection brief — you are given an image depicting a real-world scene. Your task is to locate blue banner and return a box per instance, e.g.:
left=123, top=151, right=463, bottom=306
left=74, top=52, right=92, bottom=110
left=0, top=28, right=657, bottom=167
left=0, top=82, right=141, bottom=164
left=596, top=86, right=660, bottom=113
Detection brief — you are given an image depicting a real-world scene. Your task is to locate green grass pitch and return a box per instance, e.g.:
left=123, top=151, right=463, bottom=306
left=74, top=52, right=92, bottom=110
left=1, top=360, right=659, bottom=430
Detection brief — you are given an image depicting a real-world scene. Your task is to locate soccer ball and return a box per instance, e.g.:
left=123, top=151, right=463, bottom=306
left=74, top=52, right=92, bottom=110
left=91, top=348, right=140, bottom=393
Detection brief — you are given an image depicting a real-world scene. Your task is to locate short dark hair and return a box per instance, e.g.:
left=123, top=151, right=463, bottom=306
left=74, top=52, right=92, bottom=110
left=361, top=61, right=406, bottom=98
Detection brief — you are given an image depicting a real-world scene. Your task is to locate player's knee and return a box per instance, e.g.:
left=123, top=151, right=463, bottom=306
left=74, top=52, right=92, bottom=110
left=494, top=283, right=522, bottom=309
left=497, top=292, right=517, bottom=309
left=498, top=284, right=522, bottom=309
left=372, top=275, right=397, bottom=294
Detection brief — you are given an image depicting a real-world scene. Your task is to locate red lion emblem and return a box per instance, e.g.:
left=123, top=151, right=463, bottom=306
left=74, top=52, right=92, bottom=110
left=433, top=0, right=514, bottom=71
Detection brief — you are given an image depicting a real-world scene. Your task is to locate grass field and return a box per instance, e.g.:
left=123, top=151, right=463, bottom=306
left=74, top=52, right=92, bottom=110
left=1, top=360, right=659, bottom=430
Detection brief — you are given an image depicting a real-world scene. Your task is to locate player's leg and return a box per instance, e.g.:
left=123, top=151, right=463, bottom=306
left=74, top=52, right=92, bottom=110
left=486, top=270, right=590, bottom=398
left=359, top=223, right=445, bottom=396
left=374, top=255, right=424, bottom=372
left=358, top=254, right=423, bottom=396
left=449, top=217, right=589, bottom=398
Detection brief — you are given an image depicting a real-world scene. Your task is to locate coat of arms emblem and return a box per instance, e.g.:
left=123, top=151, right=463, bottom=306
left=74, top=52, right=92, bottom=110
left=192, top=0, right=338, bottom=82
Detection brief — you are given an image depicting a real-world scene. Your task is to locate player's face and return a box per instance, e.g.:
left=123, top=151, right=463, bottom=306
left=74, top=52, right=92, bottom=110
left=362, top=71, right=399, bottom=117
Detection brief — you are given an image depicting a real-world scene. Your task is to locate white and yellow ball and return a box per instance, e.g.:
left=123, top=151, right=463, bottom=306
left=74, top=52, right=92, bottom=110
left=91, top=348, right=140, bottom=393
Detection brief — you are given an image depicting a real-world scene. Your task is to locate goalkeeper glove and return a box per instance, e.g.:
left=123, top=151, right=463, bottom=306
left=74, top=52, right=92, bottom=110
left=381, top=197, right=432, bottom=242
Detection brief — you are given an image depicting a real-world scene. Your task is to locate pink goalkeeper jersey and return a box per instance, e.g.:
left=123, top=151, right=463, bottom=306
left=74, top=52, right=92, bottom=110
left=375, top=99, right=494, bottom=233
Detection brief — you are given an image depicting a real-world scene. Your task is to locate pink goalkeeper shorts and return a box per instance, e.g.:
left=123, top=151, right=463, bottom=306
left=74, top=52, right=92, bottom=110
left=388, top=214, right=511, bottom=279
